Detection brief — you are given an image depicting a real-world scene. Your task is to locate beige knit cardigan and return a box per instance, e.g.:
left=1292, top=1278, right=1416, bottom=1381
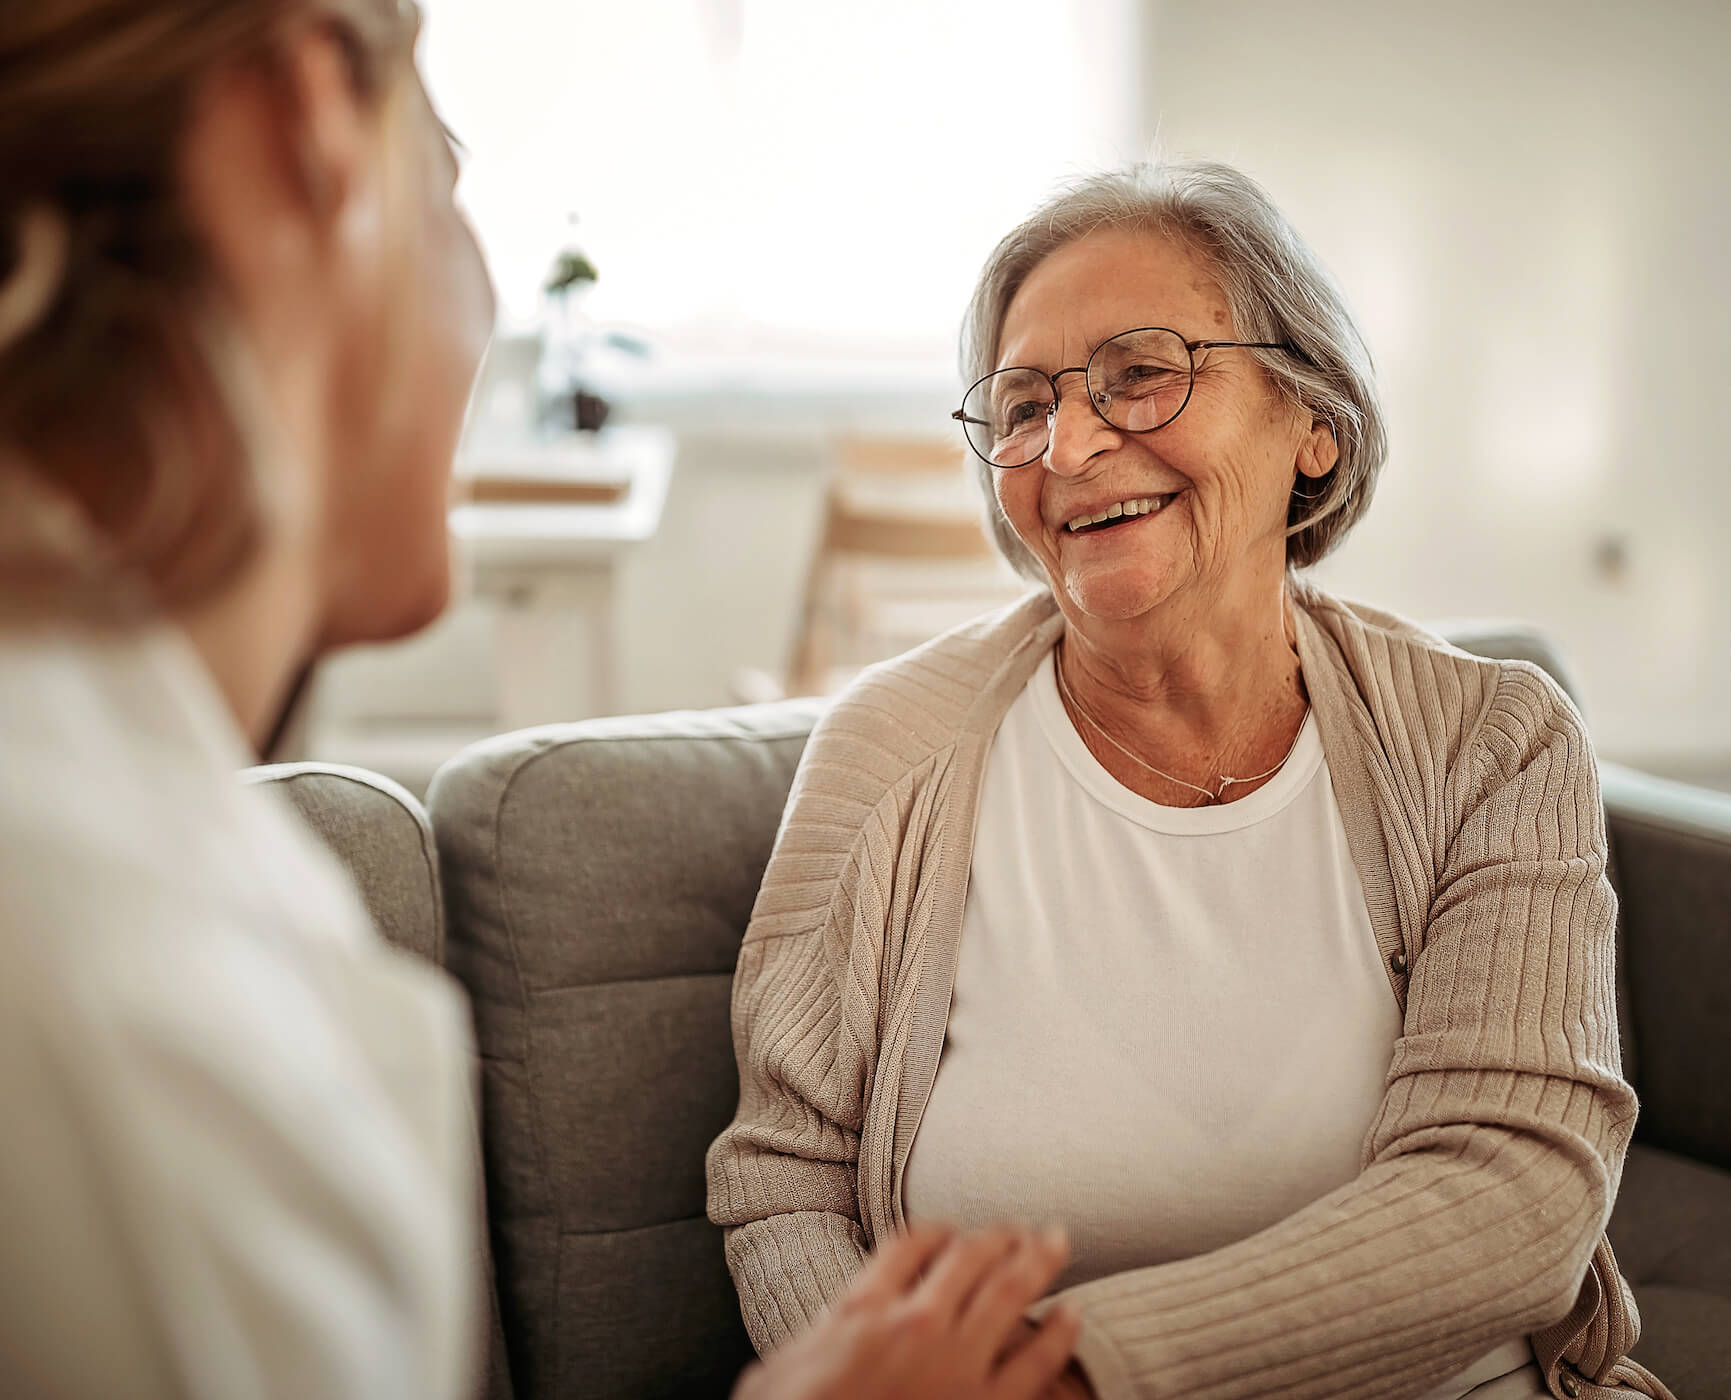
left=706, top=583, right=1672, bottom=1400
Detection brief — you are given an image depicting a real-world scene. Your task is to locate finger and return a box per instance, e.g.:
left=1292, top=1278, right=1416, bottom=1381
left=905, top=1226, right=1023, bottom=1325
left=994, top=1306, right=1083, bottom=1400
left=843, top=1222, right=958, bottom=1309
left=957, top=1228, right=1070, bottom=1370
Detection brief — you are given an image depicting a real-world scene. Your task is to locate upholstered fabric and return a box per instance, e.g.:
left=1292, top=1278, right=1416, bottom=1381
left=1599, top=763, right=1731, bottom=1170
left=245, top=762, right=445, bottom=966
left=427, top=703, right=822, bottom=1400
left=1608, top=1144, right=1731, bottom=1394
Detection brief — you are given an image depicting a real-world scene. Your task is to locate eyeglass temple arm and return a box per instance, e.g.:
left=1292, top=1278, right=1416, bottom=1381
left=951, top=410, right=992, bottom=427
left=1189, top=339, right=1315, bottom=366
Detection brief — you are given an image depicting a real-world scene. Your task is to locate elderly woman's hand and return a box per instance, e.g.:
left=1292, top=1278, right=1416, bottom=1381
left=732, top=1224, right=1081, bottom=1400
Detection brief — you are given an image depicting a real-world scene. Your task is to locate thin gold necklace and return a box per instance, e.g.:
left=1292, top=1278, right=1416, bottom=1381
left=1053, top=642, right=1308, bottom=806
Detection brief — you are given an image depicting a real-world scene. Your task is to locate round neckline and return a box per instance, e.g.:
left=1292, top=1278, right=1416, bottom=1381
left=1028, top=644, right=1324, bottom=835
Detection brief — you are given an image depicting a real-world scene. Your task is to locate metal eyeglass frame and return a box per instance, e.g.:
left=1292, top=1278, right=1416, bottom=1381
left=952, top=327, right=1303, bottom=468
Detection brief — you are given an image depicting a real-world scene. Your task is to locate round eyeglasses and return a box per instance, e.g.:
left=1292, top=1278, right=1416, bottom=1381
left=952, top=326, right=1300, bottom=469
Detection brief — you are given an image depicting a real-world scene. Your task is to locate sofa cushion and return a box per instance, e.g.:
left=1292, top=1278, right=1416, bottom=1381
left=1609, top=1142, right=1731, bottom=1394
left=428, top=702, right=821, bottom=1400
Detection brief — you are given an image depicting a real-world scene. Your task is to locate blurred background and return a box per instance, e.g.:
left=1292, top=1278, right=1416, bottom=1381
left=300, top=0, right=1731, bottom=797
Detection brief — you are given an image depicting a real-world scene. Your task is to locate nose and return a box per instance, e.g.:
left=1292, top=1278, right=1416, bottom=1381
left=1045, top=372, right=1119, bottom=477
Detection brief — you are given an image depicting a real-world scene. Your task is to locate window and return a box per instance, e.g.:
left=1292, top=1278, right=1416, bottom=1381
left=419, top=0, right=1144, bottom=374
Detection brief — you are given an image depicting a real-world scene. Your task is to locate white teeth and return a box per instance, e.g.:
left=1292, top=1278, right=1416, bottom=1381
left=1065, top=493, right=1175, bottom=532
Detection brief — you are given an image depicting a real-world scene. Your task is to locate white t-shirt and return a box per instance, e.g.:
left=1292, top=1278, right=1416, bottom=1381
left=903, top=646, right=1543, bottom=1399
left=0, top=625, right=479, bottom=1400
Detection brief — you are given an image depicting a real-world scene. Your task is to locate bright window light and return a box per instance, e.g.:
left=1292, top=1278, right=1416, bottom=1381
left=419, top=0, right=1144, bottom=369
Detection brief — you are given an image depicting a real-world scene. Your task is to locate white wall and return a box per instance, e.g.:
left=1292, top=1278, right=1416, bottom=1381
left=1140, top=0, right=1731, bottom=771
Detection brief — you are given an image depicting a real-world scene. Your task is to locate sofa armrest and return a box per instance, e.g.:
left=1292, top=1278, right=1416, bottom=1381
left=1600, top=761, right=1731, bottom=1171
left=244, top=760, right=445, bottom=966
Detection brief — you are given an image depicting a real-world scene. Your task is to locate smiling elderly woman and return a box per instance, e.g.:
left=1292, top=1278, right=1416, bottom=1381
left=707, top=161, right=1671, bottom=1400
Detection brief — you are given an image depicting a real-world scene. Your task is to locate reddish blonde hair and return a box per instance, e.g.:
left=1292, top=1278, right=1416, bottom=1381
left=0, top=0, right=418, bottom=619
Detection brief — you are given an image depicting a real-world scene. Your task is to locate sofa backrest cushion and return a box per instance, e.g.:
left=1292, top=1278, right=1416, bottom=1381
left=428, top=701, right=822, bottom=1400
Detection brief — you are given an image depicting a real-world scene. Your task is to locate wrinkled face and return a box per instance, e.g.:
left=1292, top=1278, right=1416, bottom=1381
left=318, top=74, right=494, bottom=649
left=991, top=227, right=1332, bottom=625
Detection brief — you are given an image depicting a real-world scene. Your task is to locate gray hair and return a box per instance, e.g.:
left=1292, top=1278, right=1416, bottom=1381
left=959, top=159, right=1387, bottom=579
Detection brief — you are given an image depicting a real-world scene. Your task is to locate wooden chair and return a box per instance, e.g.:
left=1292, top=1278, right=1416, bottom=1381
left=782, top=434, right=1024, bottom=697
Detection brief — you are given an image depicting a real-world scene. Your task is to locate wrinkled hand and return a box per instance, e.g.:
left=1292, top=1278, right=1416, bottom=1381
left=733, top=1224, right=1081, bottom=1400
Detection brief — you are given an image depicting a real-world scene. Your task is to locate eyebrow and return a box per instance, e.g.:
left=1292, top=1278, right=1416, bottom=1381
left=996, top=325, right=1190, bottom=373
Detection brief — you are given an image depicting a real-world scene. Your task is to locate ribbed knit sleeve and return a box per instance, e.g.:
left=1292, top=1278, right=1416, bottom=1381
left=705, top=675, right=961, bottom=1353
left=705, top=918, right=872, bottom=1352
left=1046, top=666, right=1646, bottom=1400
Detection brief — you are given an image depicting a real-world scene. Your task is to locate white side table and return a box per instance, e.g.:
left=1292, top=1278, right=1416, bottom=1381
left=453, top=425, right=675, bottom=730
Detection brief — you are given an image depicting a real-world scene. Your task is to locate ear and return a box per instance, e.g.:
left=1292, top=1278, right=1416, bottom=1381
left=1297, top=416, right=1339, bottom=479
left=177, top=25, right=377, bottom=331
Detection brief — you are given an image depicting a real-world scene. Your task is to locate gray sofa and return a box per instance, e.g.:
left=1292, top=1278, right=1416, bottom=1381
left=250, top=628, right=1731, bottom=1400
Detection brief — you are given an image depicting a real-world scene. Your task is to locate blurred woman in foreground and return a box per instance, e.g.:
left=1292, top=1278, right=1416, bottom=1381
left=0, top=3, right=1078, bottom=1396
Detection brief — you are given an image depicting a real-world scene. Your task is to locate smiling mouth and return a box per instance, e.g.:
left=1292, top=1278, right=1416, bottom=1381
left=1064, top=492, right=1181, bottom=534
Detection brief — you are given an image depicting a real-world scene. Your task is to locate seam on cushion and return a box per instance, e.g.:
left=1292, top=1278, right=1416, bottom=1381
left=484, top=746, right=562, bottom=1347
left=504, top=725, right=816, bottom=758
left=531, top=968, right=737, bottom=993
left=559, top=1213, right=720, bottom=1239
left=395, top=784, right=447, bottom=969
left=410, top=796, right=446, bottom=968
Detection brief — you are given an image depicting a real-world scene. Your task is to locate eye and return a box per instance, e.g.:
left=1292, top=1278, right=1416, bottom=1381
left=1122, top=362, right=1181, bottom=382
left=1004, top=398, right=1047, bottom=426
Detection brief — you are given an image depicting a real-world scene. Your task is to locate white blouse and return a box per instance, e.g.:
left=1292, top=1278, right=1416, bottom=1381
left=0, top=624, right=479, bottom=1400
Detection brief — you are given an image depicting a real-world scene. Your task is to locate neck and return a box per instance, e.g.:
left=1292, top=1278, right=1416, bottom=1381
left=172, top=540, right=322, bottom=757
left=1062, top=574, right=1301, bottom=733
left=1054, top=566, right=1310, bottom=805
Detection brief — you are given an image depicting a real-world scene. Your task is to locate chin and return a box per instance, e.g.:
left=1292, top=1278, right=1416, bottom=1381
left=1056, top=562, right=1183, bottom=622
left=318, top=563, right=452, bottom=653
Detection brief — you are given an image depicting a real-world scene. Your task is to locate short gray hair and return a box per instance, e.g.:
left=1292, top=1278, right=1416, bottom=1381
left=959, top=159, right=1387, bottom=578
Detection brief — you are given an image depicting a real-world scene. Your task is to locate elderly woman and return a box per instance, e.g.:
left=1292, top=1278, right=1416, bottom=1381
left=709, top=161, right=1671, bottom=1400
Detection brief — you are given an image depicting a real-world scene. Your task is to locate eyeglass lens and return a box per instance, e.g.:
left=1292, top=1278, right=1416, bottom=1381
left=959, top=327, right=1195, bottom=468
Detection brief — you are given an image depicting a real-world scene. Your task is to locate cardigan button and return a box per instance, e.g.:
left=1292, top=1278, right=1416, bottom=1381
left=1388, top=949, right=1409, bottom=976
left=1559, top=1371, right=1583, bottom=1398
